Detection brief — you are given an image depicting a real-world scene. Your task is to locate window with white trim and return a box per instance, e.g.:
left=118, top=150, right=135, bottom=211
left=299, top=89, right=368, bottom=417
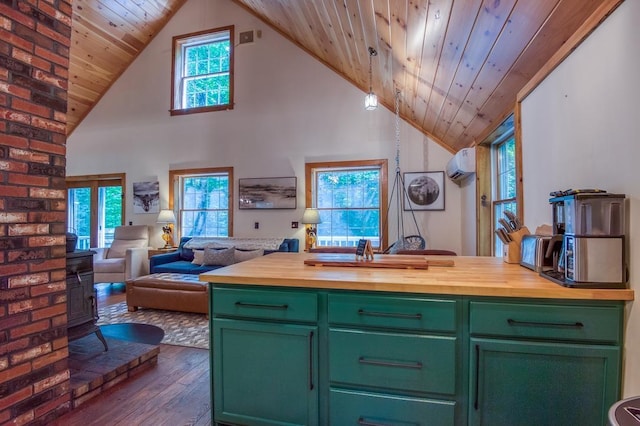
left=171, top=26, right=234, bottom=115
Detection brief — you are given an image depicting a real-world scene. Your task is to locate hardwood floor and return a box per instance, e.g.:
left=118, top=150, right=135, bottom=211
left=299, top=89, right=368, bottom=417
left=54, top=283, right=212, bottom=426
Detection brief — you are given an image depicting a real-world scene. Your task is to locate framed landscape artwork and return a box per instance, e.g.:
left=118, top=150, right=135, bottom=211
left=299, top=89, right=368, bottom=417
left=403, top=171, right=445, bottom=211
left=239, top=177, right=297, bottom=209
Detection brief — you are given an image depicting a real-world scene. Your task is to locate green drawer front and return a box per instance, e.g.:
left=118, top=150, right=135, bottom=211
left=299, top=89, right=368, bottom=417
left=470, top=301, right=622, bottom=343
left=328, top=293, right=457, bottom=332
left=212, top=287, right=317, bottom=322
left=330, top=388, right=456, bottom=426
left=330, top=329, right=456, bottom=395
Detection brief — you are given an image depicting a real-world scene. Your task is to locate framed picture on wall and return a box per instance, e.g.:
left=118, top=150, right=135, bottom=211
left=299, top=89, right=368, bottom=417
left=133, top=181, right=160, bottom=214
left=403, top=171, right=445, bottom=211
left=239, top=177, right=297, bottom=209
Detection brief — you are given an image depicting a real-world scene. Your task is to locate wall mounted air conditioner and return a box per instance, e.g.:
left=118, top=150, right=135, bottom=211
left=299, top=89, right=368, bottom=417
left=446, top=147, right=476, bottom=184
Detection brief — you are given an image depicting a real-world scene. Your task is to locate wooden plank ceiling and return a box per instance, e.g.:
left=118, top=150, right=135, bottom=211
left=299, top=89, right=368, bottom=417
left=67, top=0, right=620, bottom=153
left=67, top=0, right=188, bottom=132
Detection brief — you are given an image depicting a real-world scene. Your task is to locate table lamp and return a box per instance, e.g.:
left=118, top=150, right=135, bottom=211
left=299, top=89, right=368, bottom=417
left=301, top=208, right=321, bottom=251
left=157, top=209, right=176, bottom=249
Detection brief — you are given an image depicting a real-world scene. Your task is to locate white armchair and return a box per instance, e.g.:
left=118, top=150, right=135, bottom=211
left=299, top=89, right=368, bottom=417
left=92, top=225, right=151, bottom=284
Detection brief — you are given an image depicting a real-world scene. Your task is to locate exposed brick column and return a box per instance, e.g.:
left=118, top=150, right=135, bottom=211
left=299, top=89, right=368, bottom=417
left=0, top=0, right=72, bottom=424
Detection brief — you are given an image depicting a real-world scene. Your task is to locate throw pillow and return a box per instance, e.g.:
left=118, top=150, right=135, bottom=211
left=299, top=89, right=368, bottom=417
left=191, top=250, right=205, bottom=265
left=106, top=239, right=147, bottom=259
left=234, top=249, right=264, bottom=263
left=203, top=247, right=236, bottom=266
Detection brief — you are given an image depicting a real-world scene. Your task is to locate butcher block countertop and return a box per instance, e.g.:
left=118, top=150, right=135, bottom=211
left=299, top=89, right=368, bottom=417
left=199, top=252, right=634, bottom=301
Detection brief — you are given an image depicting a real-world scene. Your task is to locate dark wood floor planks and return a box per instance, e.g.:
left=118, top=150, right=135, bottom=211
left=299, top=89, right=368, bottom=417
left=54, top=283, right=212, bottom=426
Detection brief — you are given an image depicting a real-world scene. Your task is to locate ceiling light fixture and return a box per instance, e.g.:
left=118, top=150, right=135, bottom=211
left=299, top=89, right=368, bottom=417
left=365, top=46, right=378, bottom=110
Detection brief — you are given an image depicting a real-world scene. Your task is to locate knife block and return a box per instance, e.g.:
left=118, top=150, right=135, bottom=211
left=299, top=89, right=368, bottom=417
left=503, top=242, right=520, bottom=264
left=503, top=227, right=530, bottom=264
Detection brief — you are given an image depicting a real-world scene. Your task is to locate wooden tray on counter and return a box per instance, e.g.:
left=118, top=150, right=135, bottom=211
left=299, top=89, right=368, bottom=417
left=304, top=254, right=454, bottom=270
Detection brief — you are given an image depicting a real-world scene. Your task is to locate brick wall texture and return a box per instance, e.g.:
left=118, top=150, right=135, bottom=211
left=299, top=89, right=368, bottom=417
left=0, top=1, right=72, bottom=425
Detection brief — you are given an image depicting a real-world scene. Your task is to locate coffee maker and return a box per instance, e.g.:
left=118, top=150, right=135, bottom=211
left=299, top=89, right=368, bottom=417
left=541, top=190, right=627, bottom=288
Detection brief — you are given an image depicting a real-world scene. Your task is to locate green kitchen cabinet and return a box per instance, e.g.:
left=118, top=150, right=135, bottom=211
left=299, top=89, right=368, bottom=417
left=327, top=293, right=464, bottom=425
left=209, top=283, right=625, bottom=426
left=330, top=388, right=456, bottom=426
left=211, top=287, right=318, bottom=426
left=469, top=300, right=623, bottom=426
left=470, top=338, right=620, bottom=426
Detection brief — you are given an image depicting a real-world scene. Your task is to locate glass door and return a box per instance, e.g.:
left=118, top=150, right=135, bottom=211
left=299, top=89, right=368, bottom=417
left=67, top=175, right=125, bottom=249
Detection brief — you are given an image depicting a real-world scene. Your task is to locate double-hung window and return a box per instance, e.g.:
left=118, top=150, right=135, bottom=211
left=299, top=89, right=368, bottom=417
left=493, top=130, right=517, bottom=256
left=477, top=114, right=520, bottom=257
left=169, top=168, right=233, bottom=238
left=171, top=26, right=234, bottom=115
left=305, top=160, right=388, bottom=249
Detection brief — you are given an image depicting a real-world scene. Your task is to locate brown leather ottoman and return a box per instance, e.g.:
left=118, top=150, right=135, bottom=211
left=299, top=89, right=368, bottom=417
left=126, top=273, right=208, bottom=316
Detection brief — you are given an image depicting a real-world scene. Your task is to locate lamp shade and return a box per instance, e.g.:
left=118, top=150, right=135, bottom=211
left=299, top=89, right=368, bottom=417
left=301, top=208, right=321, bottom=225
left=157, top=209, right=176, bottom=223
left=364, top=92, right=378, bottom=110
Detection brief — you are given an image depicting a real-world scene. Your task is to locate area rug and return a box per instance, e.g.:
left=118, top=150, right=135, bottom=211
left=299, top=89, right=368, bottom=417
left=97, top=302, right=209, bottom=349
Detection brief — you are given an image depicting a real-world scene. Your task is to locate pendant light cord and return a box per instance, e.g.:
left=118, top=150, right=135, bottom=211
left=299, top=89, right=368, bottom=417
left=368, top=50, right=373, bottom=93
left=395, top=90, right=401, bottom=173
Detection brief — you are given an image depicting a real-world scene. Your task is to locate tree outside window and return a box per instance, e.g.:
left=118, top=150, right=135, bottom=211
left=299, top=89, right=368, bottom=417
left=306, top=160, right=388, bottom=249
left=169, top=168, right=233, bottom=239
left=494, top=136, right=517, bottom=255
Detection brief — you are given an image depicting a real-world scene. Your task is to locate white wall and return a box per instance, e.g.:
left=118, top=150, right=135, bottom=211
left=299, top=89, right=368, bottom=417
left=460, top=176, right=477, bottom=255
left=66, top=0, right=465, bottom=253
left=521, top=0, right=640, bottom=397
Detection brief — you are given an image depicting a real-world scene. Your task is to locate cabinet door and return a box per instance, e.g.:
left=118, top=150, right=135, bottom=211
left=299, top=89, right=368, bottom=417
left=470, top=338, right=620, bottom=426
left=213, top=318, right=318, bottom=426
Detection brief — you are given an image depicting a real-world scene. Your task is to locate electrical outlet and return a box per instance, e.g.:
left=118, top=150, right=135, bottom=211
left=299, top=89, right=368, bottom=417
left=291, top=221, right=299, bottom=229
left=254, top=222, right=259, bottom=229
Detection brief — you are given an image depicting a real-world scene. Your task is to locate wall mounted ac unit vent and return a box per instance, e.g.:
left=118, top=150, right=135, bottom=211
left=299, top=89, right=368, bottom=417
left=239, top=30, right=260, bottom=45
left=446, top=147, right=476, bottom=184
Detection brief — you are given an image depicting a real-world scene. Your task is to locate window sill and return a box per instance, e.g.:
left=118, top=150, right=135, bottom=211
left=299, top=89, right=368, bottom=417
left=170, top=104, right=234, bottom=116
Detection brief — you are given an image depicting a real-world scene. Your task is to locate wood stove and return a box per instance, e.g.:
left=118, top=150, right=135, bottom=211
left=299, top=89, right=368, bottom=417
left=66, top=250, right=108, bottom=351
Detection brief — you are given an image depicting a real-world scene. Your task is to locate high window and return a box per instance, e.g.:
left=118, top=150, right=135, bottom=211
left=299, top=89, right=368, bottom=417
left=305, top=160, right=388, bottom=249
left=171, top=26, right=234, bottom=115
left=169, top=168, right=234, bottom=238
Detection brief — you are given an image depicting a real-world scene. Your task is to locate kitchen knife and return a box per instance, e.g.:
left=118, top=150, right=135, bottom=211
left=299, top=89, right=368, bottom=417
left=499, top=218, right=515, bottom=233
left=495, top=228, right=511, bottom=244
left=504, top=211, right=521, bottom=230
left=495, top=229, right=507, bottom=244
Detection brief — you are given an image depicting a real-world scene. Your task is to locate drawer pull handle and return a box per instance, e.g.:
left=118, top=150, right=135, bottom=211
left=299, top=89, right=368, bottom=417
left=507, top=318, right=584, bottom=328
left=474, top=344, right=480, bottom=410
left=309, top=331, right=314, bottom=391
left=358, top=417, right=403, bottom=426
left=358, top=357, right=422, bottom=370
left=358, top=309, right=422, bottom=320
left=235, top=302, right=289, bottom=310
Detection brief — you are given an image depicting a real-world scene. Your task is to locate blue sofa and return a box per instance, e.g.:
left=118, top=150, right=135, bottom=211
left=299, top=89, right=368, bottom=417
left=150, top=237, right=299, bottom=274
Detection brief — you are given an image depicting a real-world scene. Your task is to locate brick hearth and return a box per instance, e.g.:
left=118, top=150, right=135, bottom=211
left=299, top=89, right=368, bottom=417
left=67, top=335, right=160, bottom=408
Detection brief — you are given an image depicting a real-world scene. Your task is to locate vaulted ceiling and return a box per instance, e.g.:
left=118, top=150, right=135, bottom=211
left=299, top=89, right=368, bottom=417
left=67, top=0, right=623, bottom=153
